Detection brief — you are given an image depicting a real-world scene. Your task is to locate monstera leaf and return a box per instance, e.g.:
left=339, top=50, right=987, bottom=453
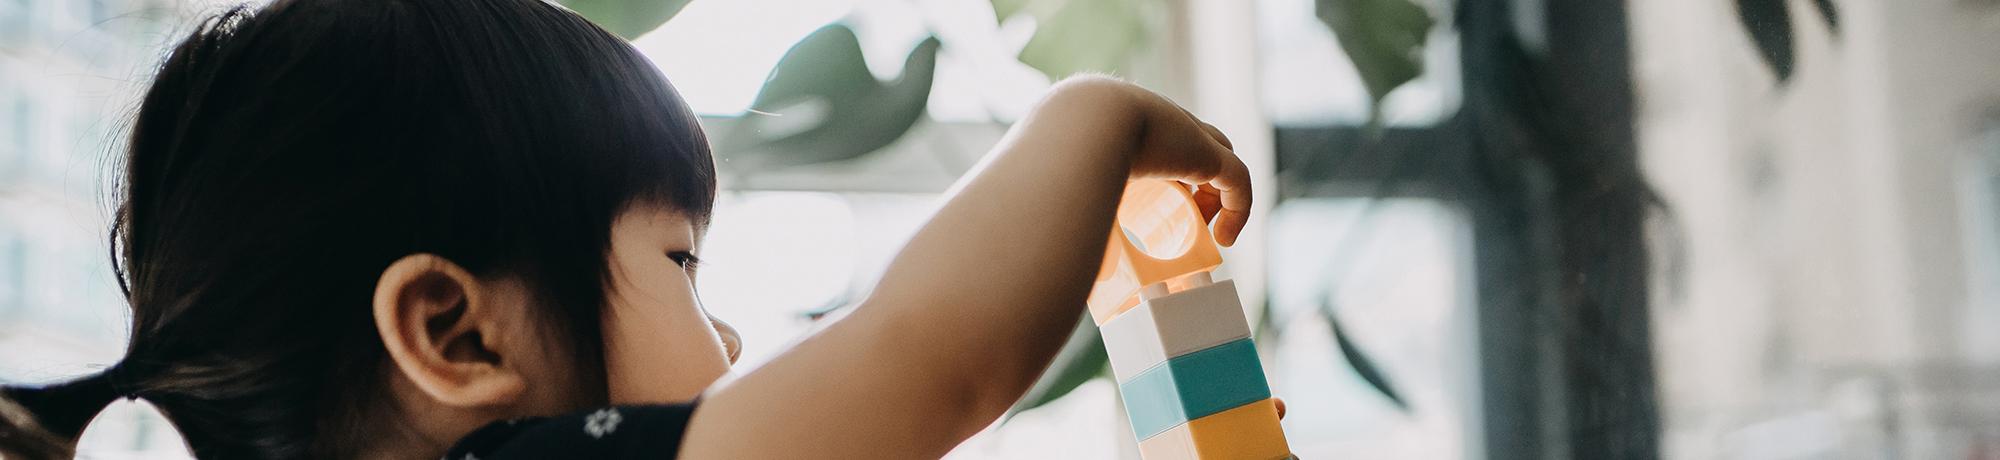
left=718, top=24, right=941, bottom=172
left=1005, top=315, right=1110, bottom=420
left=559, top=0, right=691, bottom=39
left=1315, top=0, right=1434, bottom=111
left=992, top=0, right=1149, bottom=79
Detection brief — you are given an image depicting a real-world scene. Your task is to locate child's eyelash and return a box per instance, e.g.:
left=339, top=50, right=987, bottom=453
left=667, top=251, right=703, bottom=272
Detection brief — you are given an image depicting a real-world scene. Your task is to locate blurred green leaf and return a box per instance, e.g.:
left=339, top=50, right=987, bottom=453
left=1322, top=303, right=1408, bottom=411
left=559, top=0, right=691, bottom=40
left=990, top=0, right=1031, bottom=22
left=1735, top=0, right=1840, bottom=85
left=799, top=291, right=853, bottom=321
left=1010, top=0, right=1149, bottom=80
left=1314, top=0, right=1433, bottom=111
left=719, top=24, right=941, bottom=171
left=1812, top=0, right=1840, bottom=34
left=1735, top=0, right=1796, bottom=83
left=1004, top=315, right=1109, bottom=420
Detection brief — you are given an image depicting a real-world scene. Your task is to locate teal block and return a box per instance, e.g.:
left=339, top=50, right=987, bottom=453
left=1118, top=338, right=1271, bottom=440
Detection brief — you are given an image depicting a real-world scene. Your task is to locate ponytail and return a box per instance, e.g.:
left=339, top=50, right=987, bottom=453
left=3, top=368, right=127, bottom=440
left=0, top=368, right=128, bottom=459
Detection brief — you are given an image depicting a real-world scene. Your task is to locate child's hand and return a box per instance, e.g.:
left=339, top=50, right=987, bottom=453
left=1037, top=77, right=1253, bottom=246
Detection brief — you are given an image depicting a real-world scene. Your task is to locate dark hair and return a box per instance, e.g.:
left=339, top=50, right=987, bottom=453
left=0, top=395, right=69, bottom=459
left=0, top=0, right=715, bottom=456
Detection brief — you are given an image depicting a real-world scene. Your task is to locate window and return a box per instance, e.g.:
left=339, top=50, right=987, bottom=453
left=0, top=232, right=21, bottom=319
left=636, top=0, right=1049, bottom=121
left=0, top=0, right=31, bottom=45
left=0, top=93, right=28, bottom=180
left=1257, top=0, right=1460, bottom=127
left=1258, top=0, right=1479, bottom=456
left=1264, top=198, right=1478, bottom=459
left=1959, top=115, right=2000, bottom=360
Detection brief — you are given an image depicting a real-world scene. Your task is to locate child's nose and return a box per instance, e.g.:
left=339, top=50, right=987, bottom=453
left=709, top=314, right=742, bottom=364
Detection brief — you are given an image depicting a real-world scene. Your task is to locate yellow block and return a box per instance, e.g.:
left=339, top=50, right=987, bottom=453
left=1137, top=399, right=1292, bottom=460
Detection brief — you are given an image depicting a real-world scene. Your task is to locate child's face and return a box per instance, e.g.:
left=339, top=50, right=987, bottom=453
left=598, top=204, right=740, bottom=403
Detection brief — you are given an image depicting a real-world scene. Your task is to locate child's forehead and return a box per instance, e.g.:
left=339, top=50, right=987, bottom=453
left=614, top=202, right=709, bottom=239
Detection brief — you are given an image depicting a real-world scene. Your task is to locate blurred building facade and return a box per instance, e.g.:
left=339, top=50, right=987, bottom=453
left=0, top=0, right=172, bottom=381
left=1634, top=0, right=2000, bottom=457
left=0, top=0, right=188, bottom=454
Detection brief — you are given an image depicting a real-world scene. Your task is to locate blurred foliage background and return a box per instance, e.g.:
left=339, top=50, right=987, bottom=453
left=9, top=0, right=2000, bottom=458
left=549, top=0, right=1435, bottom=421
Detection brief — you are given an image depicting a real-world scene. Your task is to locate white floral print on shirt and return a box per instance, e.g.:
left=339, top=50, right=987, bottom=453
left=583, top=408, right=624, bottom=439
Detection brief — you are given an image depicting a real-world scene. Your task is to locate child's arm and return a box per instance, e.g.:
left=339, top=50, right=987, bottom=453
left=680, top=76, right=1249, bottom=459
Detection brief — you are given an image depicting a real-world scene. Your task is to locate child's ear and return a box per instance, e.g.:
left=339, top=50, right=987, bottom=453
left=371, top=254, right=526, bottom=408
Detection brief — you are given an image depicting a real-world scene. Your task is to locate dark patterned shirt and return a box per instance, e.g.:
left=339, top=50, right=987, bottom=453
left=444, top=404, right=697, bottom=459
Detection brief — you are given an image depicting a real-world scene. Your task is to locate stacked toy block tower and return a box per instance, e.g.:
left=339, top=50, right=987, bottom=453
left=1089, top=180, right=1292, bottom=460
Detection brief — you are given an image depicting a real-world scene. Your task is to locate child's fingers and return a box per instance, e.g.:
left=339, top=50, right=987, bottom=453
left=1194, top=183, right=1223, bottom=224
left=1207, top=154, right=1253, bottom=247
left=1172, top=107, right=1245, bottom=245
left=1179, top=107, right=1234, bottom=151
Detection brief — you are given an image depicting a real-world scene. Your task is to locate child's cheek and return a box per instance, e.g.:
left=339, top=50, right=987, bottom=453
left=600, top=291, right=733, bottom=404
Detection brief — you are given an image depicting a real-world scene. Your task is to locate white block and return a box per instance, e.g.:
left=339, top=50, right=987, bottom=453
left=1101, top=279, right=1253, bottom=383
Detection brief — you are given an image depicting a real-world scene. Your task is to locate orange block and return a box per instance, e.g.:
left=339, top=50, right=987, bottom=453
left=1089, top=180, right=1224, bottom=324
left=1137, top=399, right=1292, bottom=460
